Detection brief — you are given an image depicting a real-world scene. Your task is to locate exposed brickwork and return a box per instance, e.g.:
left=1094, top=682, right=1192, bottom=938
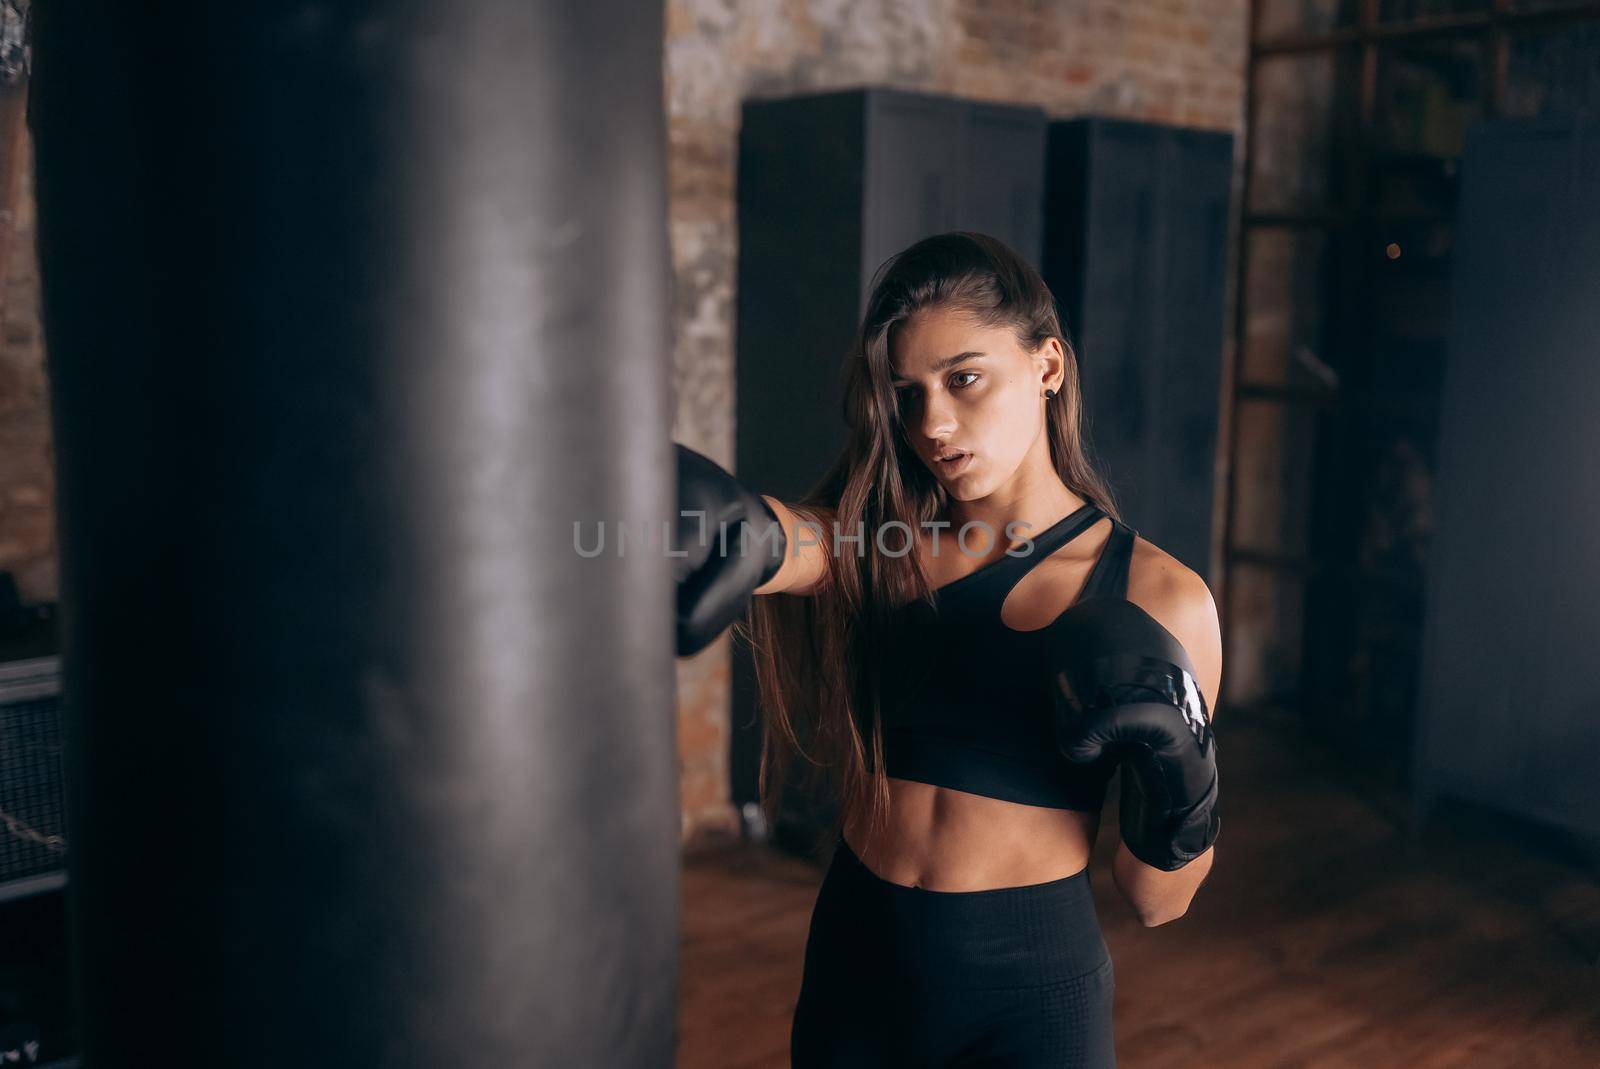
left=0, top=127, right=55, bottom=603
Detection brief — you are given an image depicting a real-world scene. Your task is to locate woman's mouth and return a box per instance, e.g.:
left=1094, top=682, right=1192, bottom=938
left=934, top=451, right=973, bottom=477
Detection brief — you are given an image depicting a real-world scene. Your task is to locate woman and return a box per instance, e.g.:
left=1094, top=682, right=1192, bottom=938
left=674, top=232, right=1222, bottom=1067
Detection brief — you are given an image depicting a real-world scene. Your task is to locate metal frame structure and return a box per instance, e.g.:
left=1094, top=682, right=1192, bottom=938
left=1223, top=0, right=1600, bottom=723
left=0, top=654, right=64, bottom=903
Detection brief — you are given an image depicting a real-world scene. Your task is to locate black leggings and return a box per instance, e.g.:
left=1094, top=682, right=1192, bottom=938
left=791, top=836, right=1116, bottom=1068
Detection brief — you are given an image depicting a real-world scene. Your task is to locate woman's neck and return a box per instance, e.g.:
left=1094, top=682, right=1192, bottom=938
left=944, top=462, right=1086, bottom=557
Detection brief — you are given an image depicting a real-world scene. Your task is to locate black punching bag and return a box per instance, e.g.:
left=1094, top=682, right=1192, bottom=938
left=28, top=2, right=676, bottom=1065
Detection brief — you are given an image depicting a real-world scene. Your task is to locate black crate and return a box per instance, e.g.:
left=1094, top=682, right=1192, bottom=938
left=0, top=657, right=66, bottom=901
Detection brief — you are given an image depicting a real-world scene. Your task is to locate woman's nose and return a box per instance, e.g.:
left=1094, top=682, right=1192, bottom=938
left=921, top=392, right=957, bottom=441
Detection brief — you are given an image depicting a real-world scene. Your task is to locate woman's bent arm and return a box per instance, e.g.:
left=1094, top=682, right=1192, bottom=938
left=754, top=497, right=833, bottom=596
left=1108, top=554, right=1224, bottom=925
left=1113, top=840, right=1216, bottom=926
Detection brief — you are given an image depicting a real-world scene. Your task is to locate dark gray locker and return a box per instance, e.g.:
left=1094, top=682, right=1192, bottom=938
left=963, top=103, right=1049, bottom=268
left=732, top=88, right=1046, bottom=842
left=1412, top=113, right=1600, bottom=842
left=734, top=90, right=867, bottom=506
left=737, top=87, right=1046, bottom=502
left=860, top=91, right=965, bottom=307
left=1041, top=118, right=1234, bottom=582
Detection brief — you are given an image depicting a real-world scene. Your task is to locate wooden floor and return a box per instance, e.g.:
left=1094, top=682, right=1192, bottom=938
left=678, top=705, right=1600, bottom=1068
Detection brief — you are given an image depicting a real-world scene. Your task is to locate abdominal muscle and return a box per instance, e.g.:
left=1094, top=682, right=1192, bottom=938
left=840, top=777, right=1100, bottom=892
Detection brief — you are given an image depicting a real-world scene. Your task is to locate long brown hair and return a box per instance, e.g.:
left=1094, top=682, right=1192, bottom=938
left=735, top=231, right=1121, bottom=857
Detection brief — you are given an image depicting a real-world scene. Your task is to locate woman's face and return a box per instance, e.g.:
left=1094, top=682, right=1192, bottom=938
left=889, top=305, right=1064, bottom=503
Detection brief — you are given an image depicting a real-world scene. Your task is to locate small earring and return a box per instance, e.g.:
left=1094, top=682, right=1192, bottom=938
left=1044, top=388, right=1056, bottom=399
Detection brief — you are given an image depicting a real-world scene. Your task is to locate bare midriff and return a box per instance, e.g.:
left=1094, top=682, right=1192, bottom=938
left=835, top=512, right=1109, bottom=892
left=841, top=777, right=1099, bottom=892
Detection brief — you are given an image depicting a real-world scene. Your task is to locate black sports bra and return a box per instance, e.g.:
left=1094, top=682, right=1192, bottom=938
left=875, top=503, right=1133, bottom=811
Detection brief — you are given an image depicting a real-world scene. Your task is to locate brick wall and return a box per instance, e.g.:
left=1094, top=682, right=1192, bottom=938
left=0, top=125, right=53, bottom=604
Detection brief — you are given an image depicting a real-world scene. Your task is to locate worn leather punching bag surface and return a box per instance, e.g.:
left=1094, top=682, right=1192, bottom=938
left=29, top=2, right=676, bottom=1065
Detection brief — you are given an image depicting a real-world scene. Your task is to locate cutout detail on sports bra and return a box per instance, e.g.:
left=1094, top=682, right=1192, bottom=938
left=998, top=516, right=1129, bottom=633
left=925, top=502, right=1100, bottom=597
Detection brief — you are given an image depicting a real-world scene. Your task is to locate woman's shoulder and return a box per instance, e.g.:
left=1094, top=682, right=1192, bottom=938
left=1125, top=533, right=1223, bottom=713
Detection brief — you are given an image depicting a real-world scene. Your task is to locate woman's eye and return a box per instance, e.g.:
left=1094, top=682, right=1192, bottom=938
left=895, top=374, right=975, bottom=404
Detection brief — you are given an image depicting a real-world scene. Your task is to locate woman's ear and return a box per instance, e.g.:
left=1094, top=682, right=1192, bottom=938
left=1035, top=337, right=1066, bottom=395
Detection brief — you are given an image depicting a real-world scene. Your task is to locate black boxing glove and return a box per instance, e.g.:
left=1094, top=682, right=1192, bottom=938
left=1050, top=598, right=1220, bottom=871
left=673, top=443, right=787, bottom=657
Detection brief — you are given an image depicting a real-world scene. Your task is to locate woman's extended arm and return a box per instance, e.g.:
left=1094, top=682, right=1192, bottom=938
left=754, top=497, right=834, bottom=597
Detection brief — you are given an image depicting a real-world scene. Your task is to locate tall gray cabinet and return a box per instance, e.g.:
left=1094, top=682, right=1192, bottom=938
left=1412, top=113, right=1600, bottom=844
left=732, top=88, right=1047, bottom=845
left=734, top=88, right=1047, bottom=503
left=1042, top=118, right=1235, bottom=583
